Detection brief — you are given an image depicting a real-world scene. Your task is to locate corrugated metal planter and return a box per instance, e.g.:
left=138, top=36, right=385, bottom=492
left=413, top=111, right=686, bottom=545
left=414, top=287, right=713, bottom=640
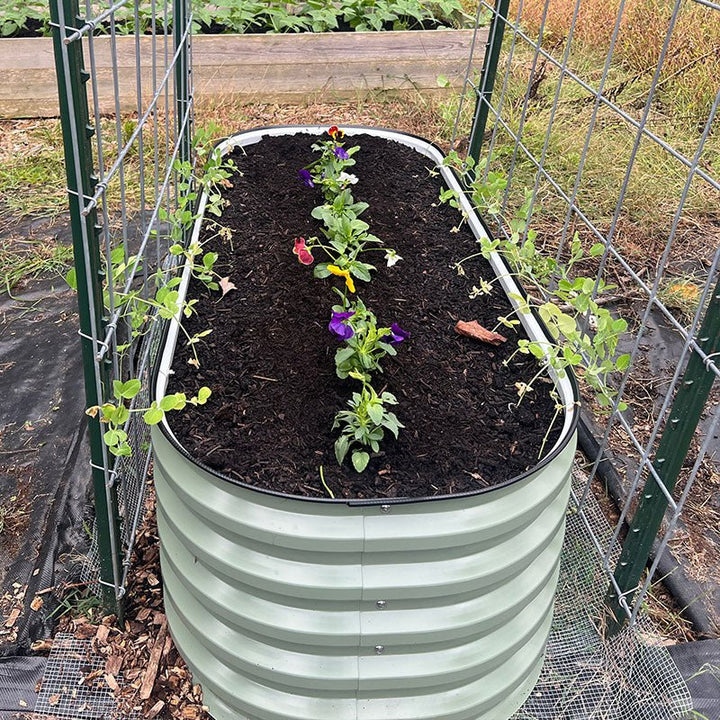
left=152, top=126, right=579, bottom=720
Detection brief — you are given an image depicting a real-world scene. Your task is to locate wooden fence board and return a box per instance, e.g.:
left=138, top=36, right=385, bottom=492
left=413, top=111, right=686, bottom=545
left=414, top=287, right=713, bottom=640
left=0, top=29, right=486, bottom=119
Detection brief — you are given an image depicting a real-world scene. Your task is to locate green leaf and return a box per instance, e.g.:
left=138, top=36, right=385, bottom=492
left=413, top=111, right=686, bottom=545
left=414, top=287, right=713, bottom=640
left=203, top=251, right=218, bottom=270
left=104, top=429, right=120, bottom=446
left=616, top=353, right=631, bottom=371
left=351, top=450, right=370, bottom=473
left=110, top=441, right=132, bottom=457
left=143, top=406, right=164, bottom=425
left=335, top=346, right=356, bottom=364
left=113, top=378, right=141, bottom=400
left=159, top=394, right=180, bottom=411
left=335, top=434, right=350, bottom=465
left=367, top=403, right=384, bottom=426
left=111, top=405, right=129, bottom=425
left=65, top=268, right=77, bottom=290
left=313, top=264, right=332, bottom=279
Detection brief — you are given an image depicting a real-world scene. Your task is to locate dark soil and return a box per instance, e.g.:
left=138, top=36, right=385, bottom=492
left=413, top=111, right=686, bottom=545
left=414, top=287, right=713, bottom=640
left=166, top=132, right=567, bottom=500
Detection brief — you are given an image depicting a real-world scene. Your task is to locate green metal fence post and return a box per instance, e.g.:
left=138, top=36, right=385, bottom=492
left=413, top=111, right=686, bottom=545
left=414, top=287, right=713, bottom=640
left=605, top=278, right=720, bottom=635
left=50, top=0, right=124, bottom=616
left=174, top=0, right=192, bottom=165
left=468, top=0, right=511, bottom=165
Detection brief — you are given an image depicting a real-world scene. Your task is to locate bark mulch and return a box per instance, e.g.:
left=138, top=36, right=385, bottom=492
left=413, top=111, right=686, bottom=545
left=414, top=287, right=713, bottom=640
left=51, top=483, right=209, bottom=720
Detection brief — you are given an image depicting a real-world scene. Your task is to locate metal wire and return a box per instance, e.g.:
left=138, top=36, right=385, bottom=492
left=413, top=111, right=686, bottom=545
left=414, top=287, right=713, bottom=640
left=57, top=0, right=194, bottom=607
left=34, top=633, right=141, bottom=719
left=458, top=0, right=720, bottom=638
left=513, top=471, right=693, bottom=719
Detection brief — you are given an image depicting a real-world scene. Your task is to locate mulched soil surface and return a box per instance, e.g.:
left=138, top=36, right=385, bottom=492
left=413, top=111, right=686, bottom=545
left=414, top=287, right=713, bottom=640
left=167, top=132, right=565, bottom=500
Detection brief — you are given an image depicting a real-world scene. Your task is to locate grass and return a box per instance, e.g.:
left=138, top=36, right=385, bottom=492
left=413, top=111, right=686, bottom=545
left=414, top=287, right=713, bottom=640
left=49, top=583, right=105, bottom=621
left=0, top=120, right=68, bottom=220
left=0, top=236, right=74, bottom=294
left=515, top=0, right=720, bottom=125
left=460, top=1, right=719, bottom=282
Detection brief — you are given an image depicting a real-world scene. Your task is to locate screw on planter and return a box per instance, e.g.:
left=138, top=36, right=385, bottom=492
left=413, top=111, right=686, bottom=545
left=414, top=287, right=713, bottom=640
left=380, top=505, right=390, bottom=513
left=376, top=600, right=387, bottom=609
left=375, top=646, right=385, bottom=655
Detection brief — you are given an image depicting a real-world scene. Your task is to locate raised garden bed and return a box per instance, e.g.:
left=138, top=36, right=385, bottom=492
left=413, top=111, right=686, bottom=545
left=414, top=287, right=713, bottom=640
left=149, top=126, right=579, bottom=720
left=0, top=29, right=486, bottom=119
left=164, top=127, right=577, bottom=498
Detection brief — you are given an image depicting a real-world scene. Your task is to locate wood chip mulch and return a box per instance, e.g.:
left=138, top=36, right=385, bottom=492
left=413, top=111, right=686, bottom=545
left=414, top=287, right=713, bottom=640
left=52, top=481, right=210, bottom=720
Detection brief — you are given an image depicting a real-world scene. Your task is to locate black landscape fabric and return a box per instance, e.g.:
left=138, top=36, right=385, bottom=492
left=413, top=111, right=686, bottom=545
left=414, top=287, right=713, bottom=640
left=0, top=252, right=92, bottom=656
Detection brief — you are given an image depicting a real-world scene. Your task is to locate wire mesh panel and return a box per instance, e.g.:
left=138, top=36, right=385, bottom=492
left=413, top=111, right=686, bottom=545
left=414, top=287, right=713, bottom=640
left=34, top=633, right=141, bottom=720
left=50, top=0, right=193, bottom=611
left=457, top=0, right=719, bottom=638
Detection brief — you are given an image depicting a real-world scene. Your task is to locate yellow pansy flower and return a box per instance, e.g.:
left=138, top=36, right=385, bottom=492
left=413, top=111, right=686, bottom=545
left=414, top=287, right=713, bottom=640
left=327, top=265, right=356, bottom=293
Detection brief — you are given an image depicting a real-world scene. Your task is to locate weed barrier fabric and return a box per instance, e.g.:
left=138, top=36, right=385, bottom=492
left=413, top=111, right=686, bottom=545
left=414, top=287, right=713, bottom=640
left=666, top=640, right=720, bottom=718
left=0, top=255, right=93, bottom=656
left=0, top=655, right=46, bottom=719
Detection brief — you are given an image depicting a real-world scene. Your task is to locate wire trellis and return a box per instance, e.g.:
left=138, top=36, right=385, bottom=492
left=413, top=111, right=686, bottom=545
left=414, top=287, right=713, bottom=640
left=50, top=0, right=194, bottom=609
left=455, top=0, right=719, bottom=631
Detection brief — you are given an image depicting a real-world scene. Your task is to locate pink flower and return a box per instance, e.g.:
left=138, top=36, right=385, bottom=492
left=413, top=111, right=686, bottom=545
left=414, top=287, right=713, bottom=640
left=293, top=237, right=314, bottom=265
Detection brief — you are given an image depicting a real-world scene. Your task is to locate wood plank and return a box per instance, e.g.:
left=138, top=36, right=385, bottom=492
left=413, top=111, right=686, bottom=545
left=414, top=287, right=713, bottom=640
left=0, top=29, right=487, bottom=119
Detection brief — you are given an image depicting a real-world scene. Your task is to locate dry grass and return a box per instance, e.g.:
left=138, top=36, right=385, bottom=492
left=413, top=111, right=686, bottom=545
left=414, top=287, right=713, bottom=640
left=192, top=94, right=461, bottom=149
left=516, top=0, right=720, bottom=124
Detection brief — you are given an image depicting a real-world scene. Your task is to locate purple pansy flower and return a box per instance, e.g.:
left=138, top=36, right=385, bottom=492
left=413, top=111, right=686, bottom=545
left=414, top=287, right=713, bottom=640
left=298, top=169, right=314, bottom=187
left=333, top=145, right=349, bottom=160
left=383, top=323, right=409, bottom=345
left=329, top=310, right=355, bottom=340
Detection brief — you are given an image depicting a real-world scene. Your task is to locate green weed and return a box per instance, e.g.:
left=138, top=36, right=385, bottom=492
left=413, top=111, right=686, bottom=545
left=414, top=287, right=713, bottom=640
left=49, top=584, right=104, bottom=621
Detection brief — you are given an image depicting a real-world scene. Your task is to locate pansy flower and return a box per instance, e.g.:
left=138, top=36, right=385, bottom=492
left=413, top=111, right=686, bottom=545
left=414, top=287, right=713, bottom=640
left=337, top=172, right=358, bottom=185
left=329, top=310, right=355, bottom=340
left=383, top=323, right=410, bottom=345
left=327, top=264, right=356, bottom=293
left=298, top=169, right=314, bottom=187
left=384, top=249, right=402, bottom=267
left=333, top=145, right=349, bottom=161
left=292, top=237, right=314, bottom=265
left=328, top=125, right=344, bottom=140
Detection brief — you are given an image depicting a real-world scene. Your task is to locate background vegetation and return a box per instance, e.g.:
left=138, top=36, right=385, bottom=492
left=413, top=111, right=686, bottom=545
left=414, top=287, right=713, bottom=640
left=0, top=0, right=471, bottom=37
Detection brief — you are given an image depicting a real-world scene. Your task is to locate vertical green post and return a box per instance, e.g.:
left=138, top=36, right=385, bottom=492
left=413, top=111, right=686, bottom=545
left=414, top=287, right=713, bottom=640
left=174, top=0, right=192, bottom=165
left=468, top=0, right=511, bottom=165
left=50, top=0, right=124, bottom=616
left=605, top=278, right=720, bottom=635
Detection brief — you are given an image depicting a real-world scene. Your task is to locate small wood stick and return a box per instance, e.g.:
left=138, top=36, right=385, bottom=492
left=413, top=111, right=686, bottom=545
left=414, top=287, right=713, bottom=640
left=139, top=618, right=168, bottom=700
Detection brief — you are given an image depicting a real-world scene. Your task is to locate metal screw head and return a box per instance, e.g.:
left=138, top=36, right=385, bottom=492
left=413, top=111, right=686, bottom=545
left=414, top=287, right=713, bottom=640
left=374, top=645, right=385, bottom=654
left=376, top=600, right=387, bottom=609
left=380, top=504, right=391, bottom=513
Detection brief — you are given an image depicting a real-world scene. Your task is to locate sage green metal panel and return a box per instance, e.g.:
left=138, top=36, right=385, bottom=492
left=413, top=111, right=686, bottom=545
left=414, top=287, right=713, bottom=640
left=151, top=125, right=579, bottom=719
left=153, top=427, right=576, bottom=720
